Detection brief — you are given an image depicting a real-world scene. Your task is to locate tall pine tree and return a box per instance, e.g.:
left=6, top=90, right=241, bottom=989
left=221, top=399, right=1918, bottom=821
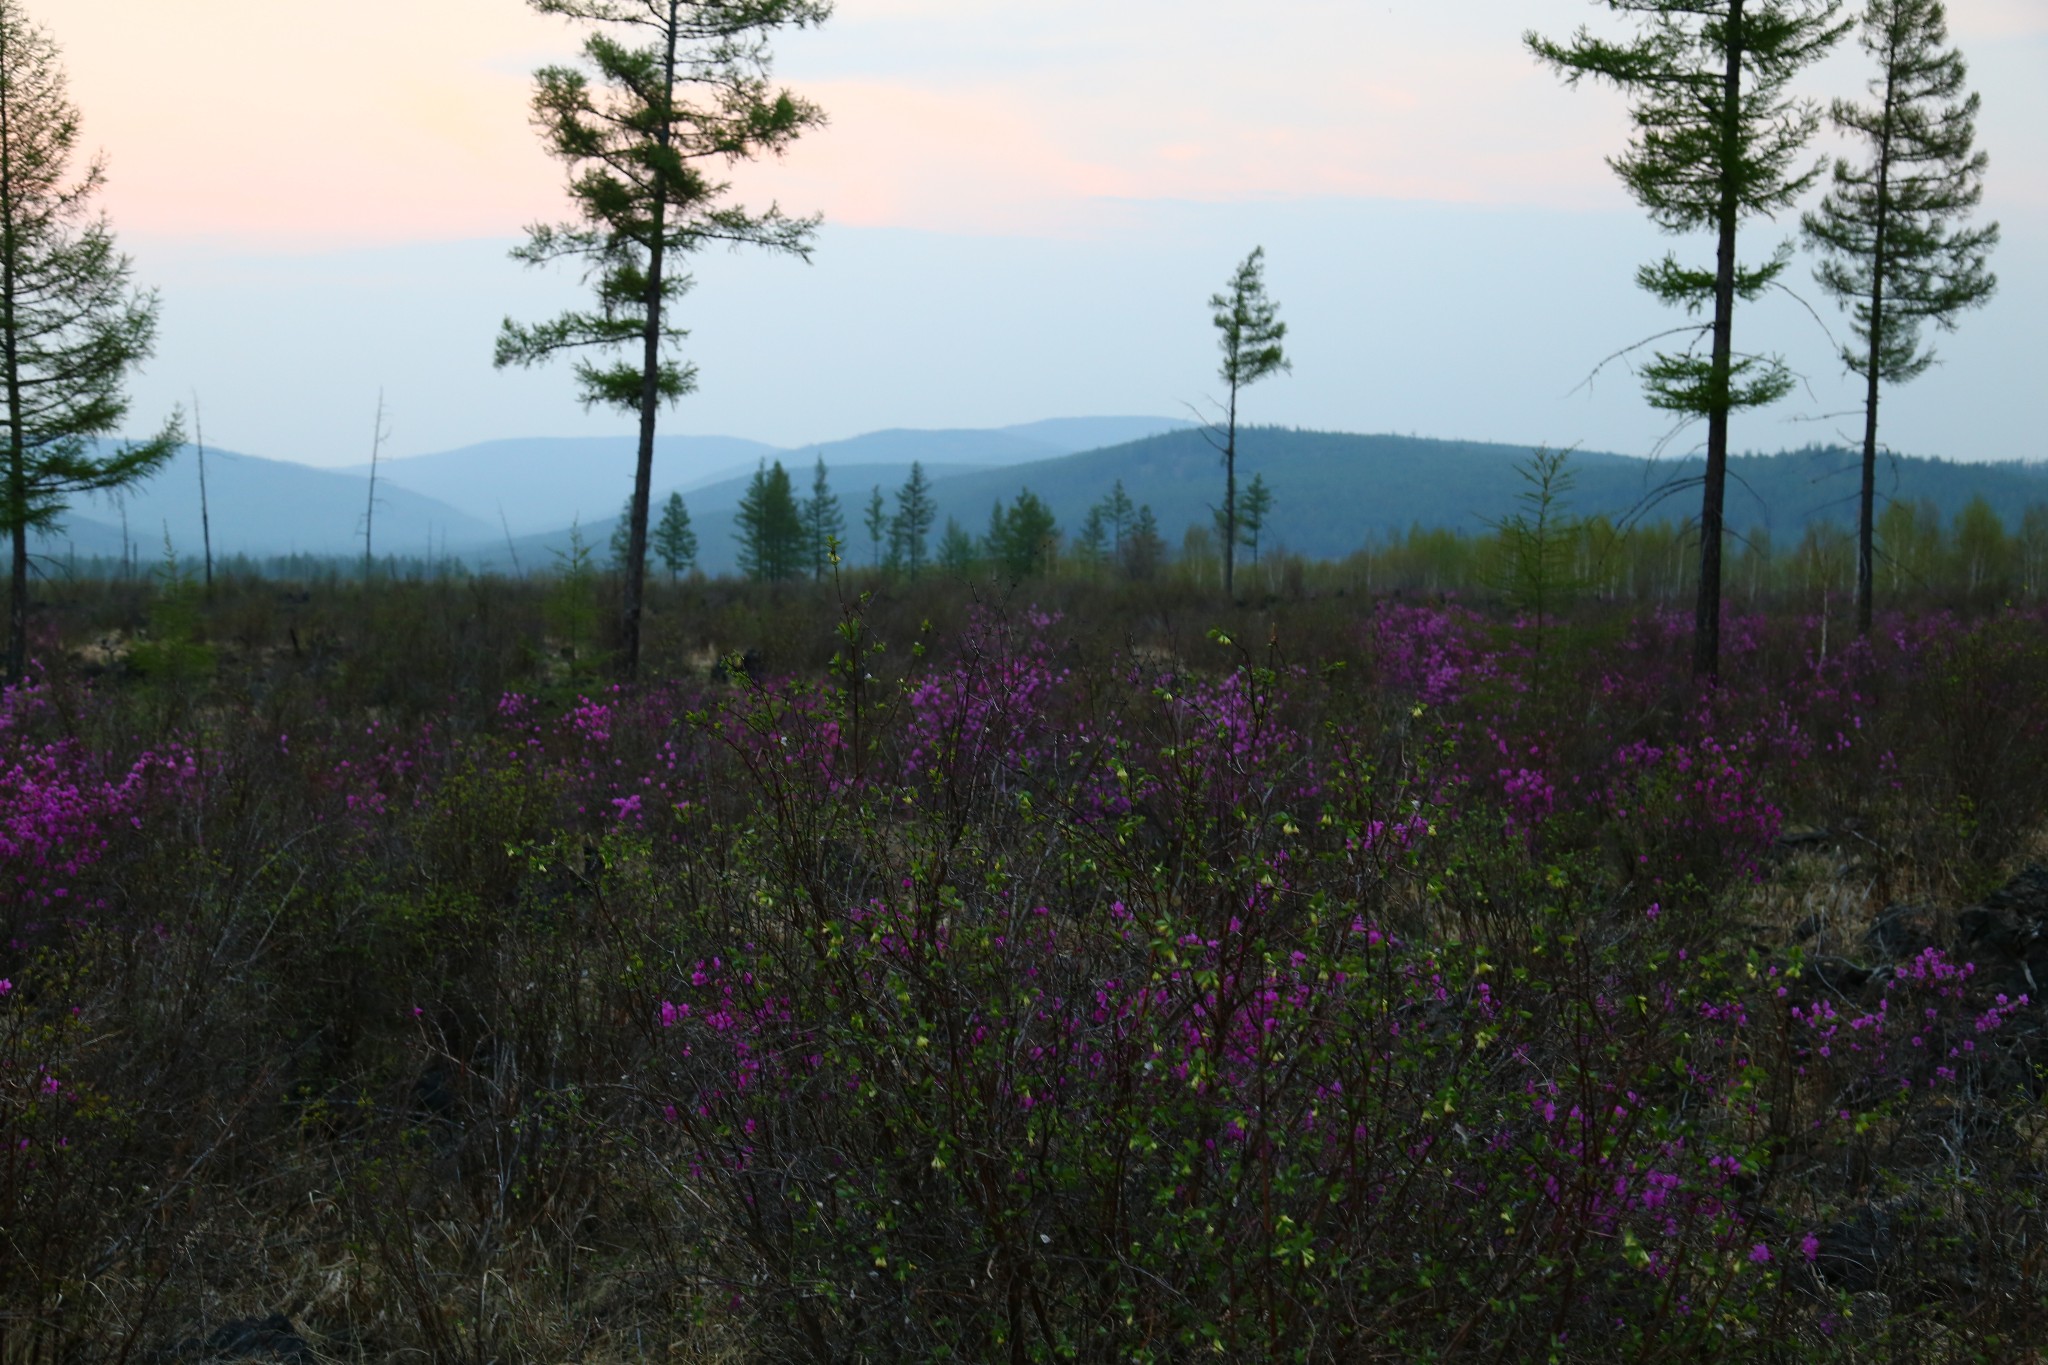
left=1530, top=0, right=1847, bottom=677
left=0, top=0, right=179, bottom=680
left=495, top=0, right=828, bottom=676
left=1802, top=0, right=1997, bottom=636
left=1207, top=247, right=1289, bottom=600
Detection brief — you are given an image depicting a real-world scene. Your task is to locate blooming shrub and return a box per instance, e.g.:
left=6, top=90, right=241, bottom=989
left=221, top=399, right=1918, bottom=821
left=0, top=594, right=2044, bottom=1360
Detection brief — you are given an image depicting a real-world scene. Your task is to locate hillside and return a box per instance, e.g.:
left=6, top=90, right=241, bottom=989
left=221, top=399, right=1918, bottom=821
left=39, top=445, right=494, bottom=562
left=359, top=417, right=1197, bottom=536
left=922, top=430, right=2048, bottom=563
left=42, top=425, right=2046, bottom=573
left=489, top=433, right=2048, bottom=576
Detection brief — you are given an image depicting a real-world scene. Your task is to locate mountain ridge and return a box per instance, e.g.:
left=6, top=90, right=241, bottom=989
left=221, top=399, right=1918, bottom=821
left=42, top=423, right=2046, bottom=571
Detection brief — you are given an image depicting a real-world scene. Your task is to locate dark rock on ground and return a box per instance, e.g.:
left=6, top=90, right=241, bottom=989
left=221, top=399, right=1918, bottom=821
left=1958, top=864, right=2048, bottom=1004
left=158, top=1314, right=315, bottom=1364
left=1864, top=903, right=1941, bottom=959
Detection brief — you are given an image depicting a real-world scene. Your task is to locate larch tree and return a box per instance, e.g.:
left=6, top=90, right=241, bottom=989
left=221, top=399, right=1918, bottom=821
left=734, top=458, right=803, bottom=582
left=1801, top=0, right=1996, bottom=636
left=495, top=0, right=828, bottom=677
left=1529, top=0, right=1848, bottom=677
left=0, top=0, right=178, bottom=681
left=653, top=489, right=697, bottom=580
left=801, top=454, right=843, bottom=578
left=1206, top=246, right=1289, bottom=599
left=1238, top=472, right=1274, bottom=568
left=888, top=461, right=935, bottom=575
left=985, top=488, right=1058, bottom=582
left=863, top=485, right=886, bottom=568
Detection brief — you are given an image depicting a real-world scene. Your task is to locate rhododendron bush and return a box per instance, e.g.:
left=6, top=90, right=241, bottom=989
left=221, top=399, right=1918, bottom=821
left=2, top=593, right=2044, bottom=1362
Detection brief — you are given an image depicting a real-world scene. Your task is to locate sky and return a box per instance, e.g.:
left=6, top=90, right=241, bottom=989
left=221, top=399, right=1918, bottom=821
left=51, top=0, right=2048, bottom=468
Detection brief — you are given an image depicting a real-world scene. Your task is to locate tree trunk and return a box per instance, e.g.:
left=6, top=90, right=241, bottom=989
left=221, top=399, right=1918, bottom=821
left=1693, top=0, right=1746, bottom=681
left=5, top=516, right=23, bottom=683
left=1, top=44, right=23, bottom=684
left=1855, top=308, right=1882, bottom=637
left=622, top=6, right=681, bottom=681
left=1856, top=63, right=1899, bottom=639
left=1223, top=383, right=1238, bottom=599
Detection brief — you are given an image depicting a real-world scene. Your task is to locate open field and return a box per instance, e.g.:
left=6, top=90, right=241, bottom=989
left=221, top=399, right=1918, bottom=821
left=4, top=570, right=2048, bottom=1362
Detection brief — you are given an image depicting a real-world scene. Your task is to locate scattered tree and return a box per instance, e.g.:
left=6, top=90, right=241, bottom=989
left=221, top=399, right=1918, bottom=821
left=609, top=494, right=648, bottom=572
left=0, top=0, right=179, bottom=680
left=888, top=461, right=936, bottom=575
left=936, top=516, right=978, bottom=575
left=1489, top=449, right=1584, bottom=657
left=1099, top=480, right=1135, bottom=555
left=985, top=489, right=1059, bottom=582
left=2019, top=505, right=2048, bottom=598
left=653, top=489, right=697, bottom=580
left=192, top=393, right=213, bottom=592
left=863, top=485, right=886, bottom=568
left=494, top=0, right=829, bottom=677
left=1802, top=0, right=1998, bottom=636
left=1529, top=0, right=1849, bottom=677
left=801, top=455, right=844, bottom=578
left=734, top=459, right=805, bottom=582
left=1205, top=246, right=1290, bottom=599
left=1124, top=505, right=1167, bottom=581
left=1237, top=472, right=1274, bottom=568
left=1876, top=495, right=1940, bottom=590
left=361, top=390, right=389, bottom=580
left=1074, top=505, right=1109, bottom=568
left=1952, top=494, right=2007, bottom=593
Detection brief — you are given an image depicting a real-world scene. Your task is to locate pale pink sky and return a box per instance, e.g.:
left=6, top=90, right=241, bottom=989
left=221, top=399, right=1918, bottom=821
left=64, top=0, right=2045, bottom=245
left=42, top=0, right=2048, bottom=466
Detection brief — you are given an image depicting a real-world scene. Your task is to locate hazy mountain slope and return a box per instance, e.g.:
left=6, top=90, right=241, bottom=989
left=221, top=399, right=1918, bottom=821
left=922, top=430, right=2048, bottom=561
left=995, top=416, right=1196, bottom=453
left=51, top=445, right=495, bottom=560
left=361, top=419, right=1193, bottom=535
left=353, top=435, right=781, bottom=535
left=479, top=462, right=978, bottom=576
left=780, top=428, right=1060, bottom=469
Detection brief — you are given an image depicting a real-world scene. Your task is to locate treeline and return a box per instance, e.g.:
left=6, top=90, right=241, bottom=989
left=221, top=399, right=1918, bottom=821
left=70, top=474, right=2037, bottom=612
left=1346, top=494, right=2046, bottom=605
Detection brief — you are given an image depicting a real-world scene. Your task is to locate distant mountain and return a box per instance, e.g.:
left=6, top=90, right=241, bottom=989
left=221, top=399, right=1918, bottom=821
left=913, top=430, right=2048, bottom=562
left=365, top=418, right=1196, bottom=535
left=43, top=424, right=2043, bottom=573
left=349, top=435, right=781, bottom=536
left=42, top=444, right=494, bottom=562
left=997, top=416, right=1200, bottom=452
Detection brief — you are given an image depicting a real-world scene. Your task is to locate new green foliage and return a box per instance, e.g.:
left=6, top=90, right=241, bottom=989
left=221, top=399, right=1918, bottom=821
left=493, top=0, right=828, bottom=675
left=1528, top=0, right=1848, bottom=677
left=1802, top=0, right=1997, bottom=634
left=0, top=0, right=179, bottom=680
